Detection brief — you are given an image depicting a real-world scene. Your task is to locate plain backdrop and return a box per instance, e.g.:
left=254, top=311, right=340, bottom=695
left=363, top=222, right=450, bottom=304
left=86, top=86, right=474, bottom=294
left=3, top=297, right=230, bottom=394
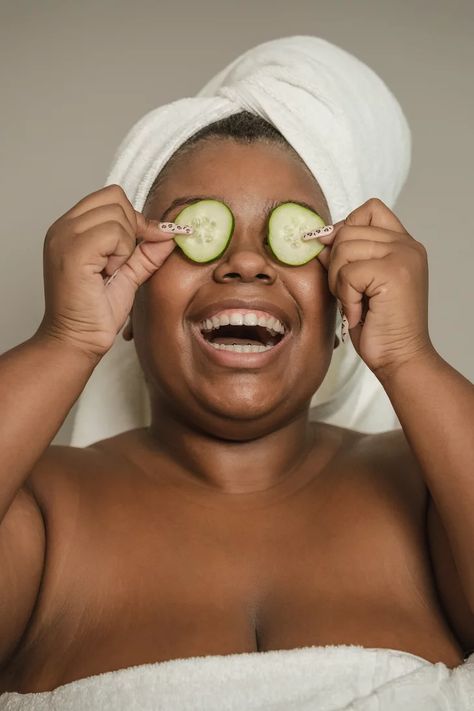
left=1, top=0, right=473, bottom=445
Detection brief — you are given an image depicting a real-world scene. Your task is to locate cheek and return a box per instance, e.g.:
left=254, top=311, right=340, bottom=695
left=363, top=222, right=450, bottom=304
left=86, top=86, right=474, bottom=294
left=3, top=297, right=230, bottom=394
left=136, top=256, right=200, bottom=339
left=289, top=264, right=334, bottom=324
left=139, top=252, right=187, bottom=303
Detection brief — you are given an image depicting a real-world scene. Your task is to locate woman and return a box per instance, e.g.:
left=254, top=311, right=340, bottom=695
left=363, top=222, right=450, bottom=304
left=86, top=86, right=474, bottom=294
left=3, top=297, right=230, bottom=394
left=0, top=37, right=473, bottom=708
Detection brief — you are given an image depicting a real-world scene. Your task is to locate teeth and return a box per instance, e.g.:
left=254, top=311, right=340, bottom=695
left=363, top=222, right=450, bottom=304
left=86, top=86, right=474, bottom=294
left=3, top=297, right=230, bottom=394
left=243, top=313, right=258, bottom=326
left=209, top=343, right=273, bottom=352
left=199, top=311, right=285, bottom=335
left=229, top=313, right=244, bottom=326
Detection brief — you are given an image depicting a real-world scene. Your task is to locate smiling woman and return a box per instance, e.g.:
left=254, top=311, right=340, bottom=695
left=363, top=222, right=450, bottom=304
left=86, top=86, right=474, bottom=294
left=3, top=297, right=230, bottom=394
left=126, top=127, right=339, bottom=443
left=1, top=34, right=473, bottom=711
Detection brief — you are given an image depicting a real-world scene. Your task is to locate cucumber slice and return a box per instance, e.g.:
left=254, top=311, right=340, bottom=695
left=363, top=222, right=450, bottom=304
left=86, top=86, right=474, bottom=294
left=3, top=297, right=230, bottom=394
left=268, top=202, right=326, bottom=266
left=174, top=199, right=234, bottom=263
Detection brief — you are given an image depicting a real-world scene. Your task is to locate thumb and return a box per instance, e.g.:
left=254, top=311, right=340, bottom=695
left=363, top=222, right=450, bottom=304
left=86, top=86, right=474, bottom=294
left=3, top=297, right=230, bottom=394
left=106, top=237, right=176, bottom=291
left=134, top=211, right=176, bottom=243
left=314, top=220, right=345, bottom=270
left=122, top=238, right=177, bottom=288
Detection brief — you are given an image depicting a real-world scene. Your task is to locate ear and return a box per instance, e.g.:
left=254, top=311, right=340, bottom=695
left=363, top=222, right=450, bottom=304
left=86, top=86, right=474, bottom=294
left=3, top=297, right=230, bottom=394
left=122, top=315, right=134, bottom=341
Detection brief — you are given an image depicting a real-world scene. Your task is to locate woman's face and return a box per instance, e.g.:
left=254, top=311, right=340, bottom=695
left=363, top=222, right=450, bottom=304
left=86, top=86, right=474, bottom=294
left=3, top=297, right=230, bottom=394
left=132, top=139, right=336, bottom=439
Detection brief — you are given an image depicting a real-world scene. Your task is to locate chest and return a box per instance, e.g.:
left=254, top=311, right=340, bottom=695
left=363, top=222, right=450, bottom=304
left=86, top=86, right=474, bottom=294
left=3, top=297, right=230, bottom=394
left=3, top=462, right=464, bottom=692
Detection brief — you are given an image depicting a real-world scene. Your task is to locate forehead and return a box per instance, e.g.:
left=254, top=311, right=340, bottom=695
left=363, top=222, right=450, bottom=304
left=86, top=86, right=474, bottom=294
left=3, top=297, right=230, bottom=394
left=146, top=140, right=331, bottom=223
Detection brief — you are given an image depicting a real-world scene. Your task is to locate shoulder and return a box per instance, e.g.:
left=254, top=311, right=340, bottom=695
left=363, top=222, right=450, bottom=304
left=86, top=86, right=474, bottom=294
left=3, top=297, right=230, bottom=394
left=23, top=428, right=149, bottom=515
left=23, top=438, right=125, bottom=521
left=319, top=424, right=428, bottom=516
left=356, top=428, right=429, bottom=516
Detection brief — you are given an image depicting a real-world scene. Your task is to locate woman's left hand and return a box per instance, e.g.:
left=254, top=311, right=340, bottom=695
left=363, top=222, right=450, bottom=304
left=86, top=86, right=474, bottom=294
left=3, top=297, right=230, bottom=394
left=310, top=198, right=437, bottom=379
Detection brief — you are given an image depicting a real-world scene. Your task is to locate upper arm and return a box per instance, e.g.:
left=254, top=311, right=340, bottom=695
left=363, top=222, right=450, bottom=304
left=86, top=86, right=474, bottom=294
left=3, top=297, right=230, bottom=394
left=0, top=484, right=46, bottom=669
left=371, top=428, right=474, bottom=656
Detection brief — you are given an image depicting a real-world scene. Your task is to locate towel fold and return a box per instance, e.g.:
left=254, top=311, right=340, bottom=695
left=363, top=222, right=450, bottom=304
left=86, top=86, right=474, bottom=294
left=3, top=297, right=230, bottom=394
left=69, top=35, right=409, bottom=447
left=2, top=645, right=473, bottom=710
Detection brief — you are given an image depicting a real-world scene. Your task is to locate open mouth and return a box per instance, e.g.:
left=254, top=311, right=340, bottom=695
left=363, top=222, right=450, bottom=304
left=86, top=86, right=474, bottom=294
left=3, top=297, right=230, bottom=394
left=199, top=322, right=285, bottom=352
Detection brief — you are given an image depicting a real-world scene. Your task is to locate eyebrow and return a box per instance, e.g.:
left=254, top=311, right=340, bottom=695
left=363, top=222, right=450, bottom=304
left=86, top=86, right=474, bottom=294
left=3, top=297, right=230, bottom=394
left=160, top=195, right=323, bottom=222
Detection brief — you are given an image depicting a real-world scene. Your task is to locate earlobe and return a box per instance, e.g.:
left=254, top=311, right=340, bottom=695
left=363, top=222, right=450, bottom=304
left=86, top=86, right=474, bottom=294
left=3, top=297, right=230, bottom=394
left=122, top=316, right=134, bottom=341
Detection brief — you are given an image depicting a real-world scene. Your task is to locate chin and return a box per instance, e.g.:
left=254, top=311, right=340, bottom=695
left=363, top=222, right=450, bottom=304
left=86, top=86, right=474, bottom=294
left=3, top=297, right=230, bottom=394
left=191, top=386, right=300, bottom=434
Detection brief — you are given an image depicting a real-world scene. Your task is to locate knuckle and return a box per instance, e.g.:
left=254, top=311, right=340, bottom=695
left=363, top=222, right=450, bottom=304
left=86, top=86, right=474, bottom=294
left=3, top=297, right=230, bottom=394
left=105, top=183, right=127, bottom=199
left=45, top=220, right=62, bottom=241
left=331, top=241, right=342, bottom=259
left=102, top=220, right=127, bottom=238
left=414, top=240, right=428, bottom=259
left=110, top=203, right=129, bottom=224
left=332, top=239, right=349, bottom=258
left=368, top=197, right=384, bottom=208
left=336, top=263, right=350, bottom=284
left=337, top=225, right=351, bottom=240
left=119, top=204, right=136, bottom=233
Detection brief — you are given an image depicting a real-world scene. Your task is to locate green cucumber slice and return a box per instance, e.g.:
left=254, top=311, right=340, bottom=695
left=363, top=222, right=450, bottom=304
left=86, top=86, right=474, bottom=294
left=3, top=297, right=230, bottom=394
left=268, top=202, right=326, bottom=266
left=174, top=199, right=234, bottom=263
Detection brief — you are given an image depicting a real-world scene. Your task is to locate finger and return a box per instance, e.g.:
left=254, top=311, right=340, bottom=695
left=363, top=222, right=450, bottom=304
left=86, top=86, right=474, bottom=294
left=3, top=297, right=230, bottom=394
left=311, top=220, right=344, bottom=269
left=62, top=184, right=134, bottom=222
left=106, top=237, right=177, bottom=289
left=135, top=211, right=194, bottom=244
left=315, top=245, right=330, bottom=270
left=71, top=221, right=135, bottom=275
left=70, top=204, right=135, bottom=240
left=334, top=257, right=391, bottom=328
left=327, top=239, right=393, bottom=297
left=345, top=197, right=409, bottom=234
left=312, top=222, right=410, bottom=271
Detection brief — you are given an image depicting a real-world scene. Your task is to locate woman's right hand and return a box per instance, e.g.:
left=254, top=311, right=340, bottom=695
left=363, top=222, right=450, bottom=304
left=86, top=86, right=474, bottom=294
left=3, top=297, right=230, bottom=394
left=35, top=184, right=191, bottom=361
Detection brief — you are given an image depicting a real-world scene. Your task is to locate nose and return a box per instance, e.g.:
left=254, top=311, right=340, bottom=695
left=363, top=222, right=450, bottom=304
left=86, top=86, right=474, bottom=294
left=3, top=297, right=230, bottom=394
left=213, top=237, right=278, bottom=285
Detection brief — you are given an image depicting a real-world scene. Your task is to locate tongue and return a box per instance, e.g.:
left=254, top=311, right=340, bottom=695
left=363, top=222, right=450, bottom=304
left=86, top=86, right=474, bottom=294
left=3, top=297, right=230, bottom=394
left=212, top=336, right=265, bottom=346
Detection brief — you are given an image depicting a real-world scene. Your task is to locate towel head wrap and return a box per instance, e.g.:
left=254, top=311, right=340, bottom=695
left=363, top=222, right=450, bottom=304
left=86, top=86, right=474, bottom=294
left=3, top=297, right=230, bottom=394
left=69, top=35, right=409, bottom=447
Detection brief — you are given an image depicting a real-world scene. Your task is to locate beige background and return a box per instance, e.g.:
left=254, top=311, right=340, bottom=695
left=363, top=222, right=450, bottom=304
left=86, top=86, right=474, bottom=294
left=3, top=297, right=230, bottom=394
left=1, top=0, right=473, bottom=446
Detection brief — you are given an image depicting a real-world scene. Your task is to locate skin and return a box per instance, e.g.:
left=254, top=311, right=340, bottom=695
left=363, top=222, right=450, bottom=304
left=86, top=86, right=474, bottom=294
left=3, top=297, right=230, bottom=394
left=0, top=140, right=468, bottom=694
left=126, top=139, right=339, bottom=494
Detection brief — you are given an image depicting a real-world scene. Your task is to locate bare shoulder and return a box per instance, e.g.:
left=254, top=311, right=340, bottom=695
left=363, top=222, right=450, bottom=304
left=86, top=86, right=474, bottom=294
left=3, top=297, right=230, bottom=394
left=363, top=428, right=429, bottom=510
left=24, top=443, right=108, bottom=515
left=317, top=423, right=429, bottom=517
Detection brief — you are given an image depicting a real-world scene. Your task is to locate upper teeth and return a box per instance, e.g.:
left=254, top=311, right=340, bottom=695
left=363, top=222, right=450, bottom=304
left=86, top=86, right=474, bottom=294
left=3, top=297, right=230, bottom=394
left=199, top=312, right=286, bottom=335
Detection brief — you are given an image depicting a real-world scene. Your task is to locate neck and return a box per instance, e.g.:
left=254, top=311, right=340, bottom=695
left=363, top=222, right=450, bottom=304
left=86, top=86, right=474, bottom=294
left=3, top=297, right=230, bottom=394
left=145, top=401, right=316, bottom=495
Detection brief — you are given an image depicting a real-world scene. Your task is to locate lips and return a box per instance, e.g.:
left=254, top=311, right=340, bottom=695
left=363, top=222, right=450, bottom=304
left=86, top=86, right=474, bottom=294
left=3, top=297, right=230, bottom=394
left=190, top=320, right=291, bottom=368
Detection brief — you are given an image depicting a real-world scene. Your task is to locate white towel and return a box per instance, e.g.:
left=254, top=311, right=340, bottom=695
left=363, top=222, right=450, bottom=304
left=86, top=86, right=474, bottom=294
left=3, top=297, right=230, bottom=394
left=1, top=645, right=473, bottom=710
left=69, top=35, right=409, bottom=448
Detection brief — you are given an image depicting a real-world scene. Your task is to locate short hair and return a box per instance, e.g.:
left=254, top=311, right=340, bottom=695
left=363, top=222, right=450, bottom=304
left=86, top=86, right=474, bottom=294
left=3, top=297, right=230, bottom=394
left=145, top=110, right=302, bottom=205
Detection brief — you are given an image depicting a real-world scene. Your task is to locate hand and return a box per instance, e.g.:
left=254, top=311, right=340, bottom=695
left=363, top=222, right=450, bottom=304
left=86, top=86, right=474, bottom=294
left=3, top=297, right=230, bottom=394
left=312, top=198, right=436, bottom=378
left=36, top=184, right=191, bottom=361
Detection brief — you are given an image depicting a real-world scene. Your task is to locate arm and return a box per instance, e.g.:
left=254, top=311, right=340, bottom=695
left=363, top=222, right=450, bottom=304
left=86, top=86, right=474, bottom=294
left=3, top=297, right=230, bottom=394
left=0, top=334, right=99, bottom=522
left=0, top=334, right=98, bottom=669
left=377, top=350, right=474, bottom=610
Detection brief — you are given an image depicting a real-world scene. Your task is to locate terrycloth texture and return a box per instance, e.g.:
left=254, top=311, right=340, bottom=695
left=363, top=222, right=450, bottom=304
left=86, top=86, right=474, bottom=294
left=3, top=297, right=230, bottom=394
left=1, top=645, right=473, bottom=710
left=69, top=35, right=410, bottom=447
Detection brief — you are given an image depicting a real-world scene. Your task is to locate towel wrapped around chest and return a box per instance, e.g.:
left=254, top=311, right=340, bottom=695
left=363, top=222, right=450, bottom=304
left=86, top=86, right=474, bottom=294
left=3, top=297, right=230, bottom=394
left=1, top=645, right=473, bottom=710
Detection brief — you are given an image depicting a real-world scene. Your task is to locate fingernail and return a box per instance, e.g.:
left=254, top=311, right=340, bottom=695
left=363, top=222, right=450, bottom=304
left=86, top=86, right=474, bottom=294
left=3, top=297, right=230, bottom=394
left=159, top=222, right=193, bottom=235
left=105, top=268, right=120, bottom=287
left=340, top=313, right=349, bottom=343
left=302, top=225, right=334, bottom=241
